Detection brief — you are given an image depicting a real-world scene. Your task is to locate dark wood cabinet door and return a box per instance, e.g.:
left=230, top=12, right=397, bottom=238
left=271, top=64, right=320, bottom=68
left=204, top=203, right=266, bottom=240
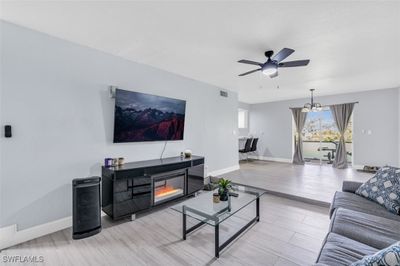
left=187, top=164, right=204, bottom=195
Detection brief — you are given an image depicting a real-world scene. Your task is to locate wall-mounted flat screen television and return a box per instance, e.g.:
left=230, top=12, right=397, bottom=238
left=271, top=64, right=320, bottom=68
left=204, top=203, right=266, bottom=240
left=113, top=89, right=186, bottom=143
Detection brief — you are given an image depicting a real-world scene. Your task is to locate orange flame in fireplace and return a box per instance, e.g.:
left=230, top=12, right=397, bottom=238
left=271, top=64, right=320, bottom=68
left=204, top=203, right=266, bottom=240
left=155, top=185, right=180, bottom=198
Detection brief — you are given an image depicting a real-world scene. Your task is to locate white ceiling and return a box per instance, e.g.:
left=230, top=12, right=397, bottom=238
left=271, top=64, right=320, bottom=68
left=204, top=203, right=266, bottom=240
left=1, top=1, right=400, bottom=103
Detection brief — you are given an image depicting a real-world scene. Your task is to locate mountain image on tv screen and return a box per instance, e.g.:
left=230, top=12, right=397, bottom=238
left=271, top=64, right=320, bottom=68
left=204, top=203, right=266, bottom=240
left=113, top=89, right=186, bottom=143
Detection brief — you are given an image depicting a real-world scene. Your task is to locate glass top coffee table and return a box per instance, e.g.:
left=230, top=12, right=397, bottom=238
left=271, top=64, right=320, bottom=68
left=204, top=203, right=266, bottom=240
left=171, top=184, right=265, bottom=258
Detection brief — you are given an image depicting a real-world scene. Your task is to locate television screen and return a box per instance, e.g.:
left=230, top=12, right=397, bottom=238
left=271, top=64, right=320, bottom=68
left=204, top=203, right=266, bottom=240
left=113, top=89, right=186, bottom=143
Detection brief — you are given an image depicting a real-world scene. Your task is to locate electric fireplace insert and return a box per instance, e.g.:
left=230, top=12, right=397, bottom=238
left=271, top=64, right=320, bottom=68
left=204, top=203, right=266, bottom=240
left=152, top=170, right=186, bottom=205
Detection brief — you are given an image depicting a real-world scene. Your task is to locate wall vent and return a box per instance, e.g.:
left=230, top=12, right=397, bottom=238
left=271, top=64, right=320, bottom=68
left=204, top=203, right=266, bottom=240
left=220, top=90, right=228, bottom=97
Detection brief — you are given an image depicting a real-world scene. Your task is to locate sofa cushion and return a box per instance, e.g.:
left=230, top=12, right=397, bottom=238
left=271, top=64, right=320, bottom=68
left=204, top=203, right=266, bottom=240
left=342, top=181, right=363, bottom=193
left=355, top=166, right=400, bottom=215
left=330, top=208, right=400, bottom=250
left=316, top=233, right=378, bottom=266
left=330, top=191, right=400, bottom=222
left=351, top=241, right=400, bottom=266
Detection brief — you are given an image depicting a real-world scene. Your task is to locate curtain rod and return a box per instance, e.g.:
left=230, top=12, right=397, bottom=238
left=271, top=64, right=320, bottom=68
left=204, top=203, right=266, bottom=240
left=289, top=101, right=359, bottom=110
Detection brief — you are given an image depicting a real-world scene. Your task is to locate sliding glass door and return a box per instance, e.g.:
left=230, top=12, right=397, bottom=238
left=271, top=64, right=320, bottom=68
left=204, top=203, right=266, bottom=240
left=301, top=108, right=353, bottom=165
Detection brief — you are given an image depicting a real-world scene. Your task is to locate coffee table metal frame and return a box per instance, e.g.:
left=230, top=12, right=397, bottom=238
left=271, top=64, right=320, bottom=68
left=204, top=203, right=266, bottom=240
left=180, top=190, right=261, bottom=258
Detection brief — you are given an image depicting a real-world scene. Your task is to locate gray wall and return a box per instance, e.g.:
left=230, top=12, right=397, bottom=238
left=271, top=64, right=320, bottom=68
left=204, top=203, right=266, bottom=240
left=0, top=21, right=239, bottom=230
left=238, top=101, right=250, bottom=136
left=249, top=88, right=399, bottom=167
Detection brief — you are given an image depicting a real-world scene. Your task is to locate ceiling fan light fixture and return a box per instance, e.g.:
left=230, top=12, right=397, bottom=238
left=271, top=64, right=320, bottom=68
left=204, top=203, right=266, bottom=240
left=262, top=63, right=277, bottom=76
left=238, top=48, right=310, bottom=77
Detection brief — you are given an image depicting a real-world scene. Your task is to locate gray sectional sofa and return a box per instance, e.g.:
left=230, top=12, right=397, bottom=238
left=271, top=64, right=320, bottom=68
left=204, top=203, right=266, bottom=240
left=315, top=181, right=400, bottom=265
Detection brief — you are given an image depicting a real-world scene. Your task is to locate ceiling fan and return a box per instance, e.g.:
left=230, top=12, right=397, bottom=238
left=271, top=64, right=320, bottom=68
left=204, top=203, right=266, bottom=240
left=238, top=48, right=310, bottom=78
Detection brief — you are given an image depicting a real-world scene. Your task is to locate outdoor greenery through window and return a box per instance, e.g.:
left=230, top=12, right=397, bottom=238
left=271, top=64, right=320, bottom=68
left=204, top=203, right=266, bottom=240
left=301, top=109, right=353, bottom=163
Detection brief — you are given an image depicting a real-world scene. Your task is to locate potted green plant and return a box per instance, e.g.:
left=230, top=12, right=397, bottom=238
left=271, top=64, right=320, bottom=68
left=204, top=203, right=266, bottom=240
left=218, top=178, right=232, bottom=201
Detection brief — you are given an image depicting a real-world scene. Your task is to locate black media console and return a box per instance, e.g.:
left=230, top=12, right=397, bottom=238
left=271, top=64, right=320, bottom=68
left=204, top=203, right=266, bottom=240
left=102, top=155, right=204, bottom=220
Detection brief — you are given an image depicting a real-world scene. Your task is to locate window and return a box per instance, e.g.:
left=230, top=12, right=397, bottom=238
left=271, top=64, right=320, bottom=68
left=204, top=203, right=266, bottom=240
left=300, top=108, right=353, bottom=163
left=238, top=109, right=248, bottom=129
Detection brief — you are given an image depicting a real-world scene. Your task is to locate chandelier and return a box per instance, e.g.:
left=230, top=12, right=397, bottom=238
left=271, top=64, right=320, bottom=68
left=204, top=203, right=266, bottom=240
left=302, top=89, right=322, bottom=112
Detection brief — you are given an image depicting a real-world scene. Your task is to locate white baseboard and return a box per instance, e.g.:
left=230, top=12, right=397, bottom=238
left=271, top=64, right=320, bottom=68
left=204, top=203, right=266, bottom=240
left=248, top=155, right=292, bottom=163
left=208, top=164, right=240, bottom=177
left=251, top=156, right=364, bottom=169
left=0, top=216, right=72, bottom=250
left=352, top=164, right=364, bottom=170
left=0, top=224, right=17, bottom=250
left=0, top=212, right=108, bottom=250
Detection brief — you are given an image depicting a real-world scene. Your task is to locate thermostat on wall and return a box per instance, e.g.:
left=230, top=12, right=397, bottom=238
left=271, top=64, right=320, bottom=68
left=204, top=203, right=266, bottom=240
left=5, top=125, right=12, bottom=138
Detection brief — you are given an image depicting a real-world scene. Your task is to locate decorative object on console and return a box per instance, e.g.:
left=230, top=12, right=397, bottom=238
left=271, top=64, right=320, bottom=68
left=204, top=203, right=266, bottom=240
left=355, top=166, right=400, bottom=214
left=218, top=178, right=232, bottom=201
left=184, top=149, right=192, bottom=158
left=104, top=158, right=124, bottom=167
left=104, top=158, right=113, bottom=167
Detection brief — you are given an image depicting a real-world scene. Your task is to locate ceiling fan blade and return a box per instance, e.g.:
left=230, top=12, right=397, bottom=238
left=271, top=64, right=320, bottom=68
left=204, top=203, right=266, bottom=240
left=269, top=71, right=279, bottom=78
left=279, top=60, right=310, bottom=67
left=238, top=59, right=263, bottom=66
left=272, top=48, right=295, bottom=62
left=238, top=68, right=261, bottom=76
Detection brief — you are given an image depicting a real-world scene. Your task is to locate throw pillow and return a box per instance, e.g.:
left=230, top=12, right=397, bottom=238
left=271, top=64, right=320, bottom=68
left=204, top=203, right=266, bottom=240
left=355, top=166, right=400, bottom=215
left=351, top=241, right=400, bottom=266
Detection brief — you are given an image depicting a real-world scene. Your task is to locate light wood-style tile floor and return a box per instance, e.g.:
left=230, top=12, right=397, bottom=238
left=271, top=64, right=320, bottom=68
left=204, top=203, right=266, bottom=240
left=222, top=160, right=373, bottom=206
left=1, top=194, right=329, bottom=266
